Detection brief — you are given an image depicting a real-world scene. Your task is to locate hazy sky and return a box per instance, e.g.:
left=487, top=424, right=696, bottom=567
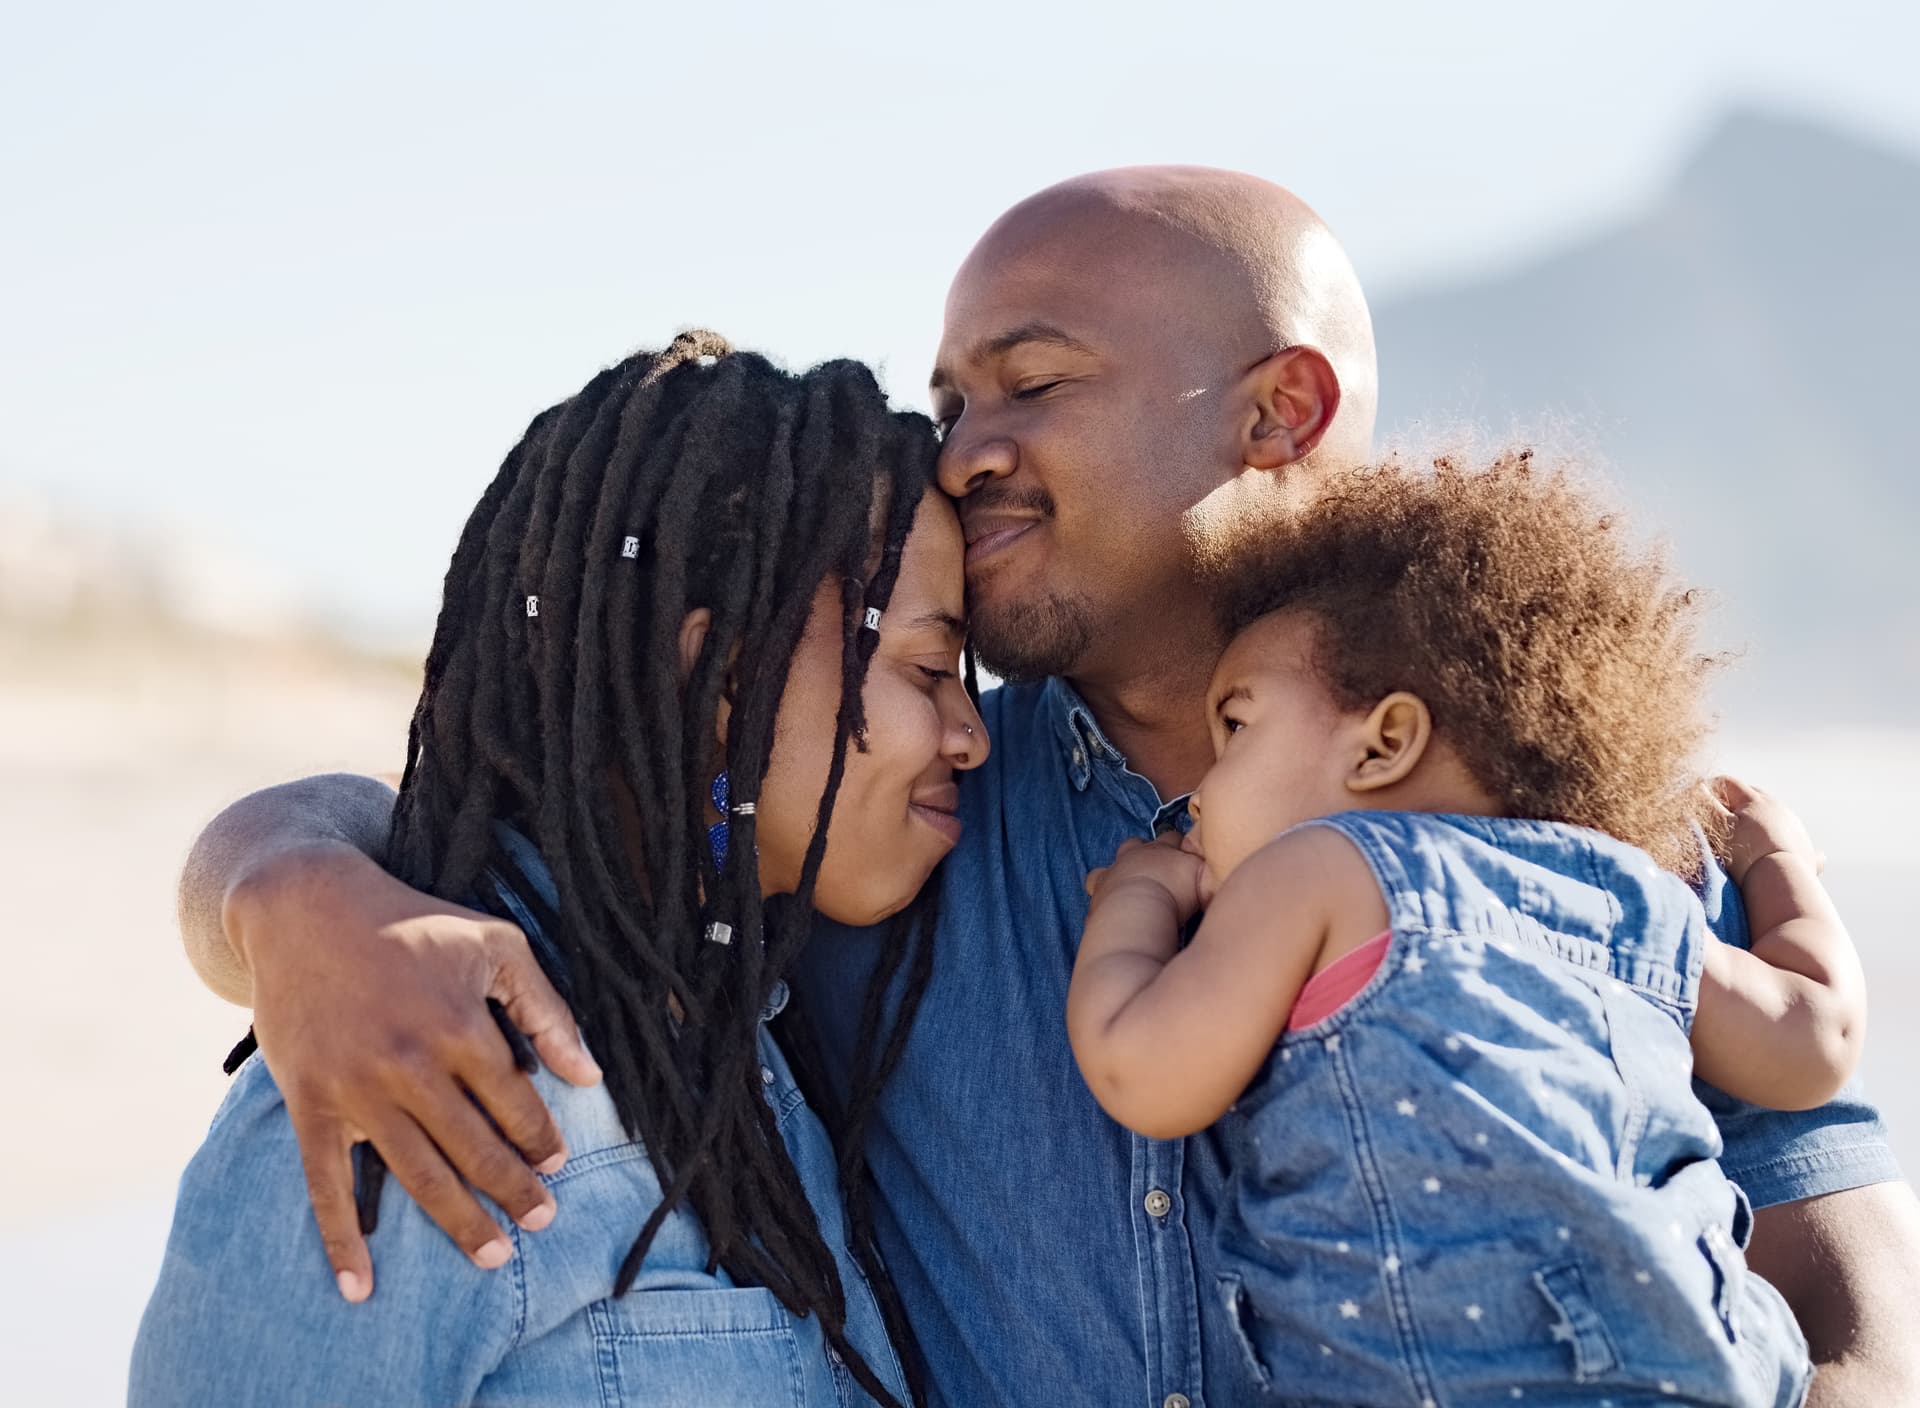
left=5, top=0, right=1917, bottom=635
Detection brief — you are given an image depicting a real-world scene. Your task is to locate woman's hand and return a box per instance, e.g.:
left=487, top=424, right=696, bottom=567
left=227, top=841, right=603, bottom=1302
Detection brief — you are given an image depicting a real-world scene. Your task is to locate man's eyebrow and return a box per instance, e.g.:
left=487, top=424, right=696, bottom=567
left=929, top=321, right=1097, bottom=393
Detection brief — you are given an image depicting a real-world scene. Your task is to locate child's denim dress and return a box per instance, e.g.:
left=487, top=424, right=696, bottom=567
left=1218, top=810, right=1810, bottom=1407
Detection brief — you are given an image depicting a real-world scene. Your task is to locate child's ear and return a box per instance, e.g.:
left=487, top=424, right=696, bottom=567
left=1346, top=692, right=1432, bottom=793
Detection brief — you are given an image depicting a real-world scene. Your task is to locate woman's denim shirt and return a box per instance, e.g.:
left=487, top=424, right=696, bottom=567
left=130, top=826, right=909, bottom=1408
left=1220, top=811, right=1809, bottom=1408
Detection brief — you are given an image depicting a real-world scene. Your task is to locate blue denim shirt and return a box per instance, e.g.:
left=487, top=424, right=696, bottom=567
left=1221, top=810, right=1807, bottom=1407
left=131, top=828, right=909, bottom=1408
left=793, top=677, right=1902, bottom=1408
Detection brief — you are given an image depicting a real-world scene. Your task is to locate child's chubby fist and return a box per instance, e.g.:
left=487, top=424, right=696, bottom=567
left=1708, top=775, right=1825, bottom=883
left=1086, top=831, right=1206, bottom=922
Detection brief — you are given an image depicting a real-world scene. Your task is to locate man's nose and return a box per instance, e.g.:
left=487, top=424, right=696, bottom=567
left=937, top=424, right=1018, bottom=498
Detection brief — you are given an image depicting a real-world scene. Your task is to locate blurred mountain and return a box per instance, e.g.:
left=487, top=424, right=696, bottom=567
left=1374, top=107, right=1920, bottom=724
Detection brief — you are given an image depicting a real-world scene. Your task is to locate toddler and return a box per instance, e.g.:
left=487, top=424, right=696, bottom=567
left=1068, top=451, right=1862, bottom=1407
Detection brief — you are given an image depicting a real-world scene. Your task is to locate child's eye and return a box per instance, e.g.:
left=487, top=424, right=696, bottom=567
left=1222, top=715, right=1245, bottom=735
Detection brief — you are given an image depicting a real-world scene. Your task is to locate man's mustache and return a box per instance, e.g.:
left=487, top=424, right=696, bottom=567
left=959, top=486, right=1056, bottom=523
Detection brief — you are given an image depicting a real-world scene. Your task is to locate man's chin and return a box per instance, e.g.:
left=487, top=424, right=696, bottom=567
left=969, top=592, right=1096, bottom=684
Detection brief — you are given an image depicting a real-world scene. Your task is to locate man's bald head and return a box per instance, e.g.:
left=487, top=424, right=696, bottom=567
left=931, top=166, right=1378, bottom=689
left=950, top=166, right=1377, bottom=465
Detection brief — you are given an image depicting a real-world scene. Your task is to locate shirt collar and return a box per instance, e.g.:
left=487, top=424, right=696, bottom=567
left=1042, top=675, right=1126, bottom=793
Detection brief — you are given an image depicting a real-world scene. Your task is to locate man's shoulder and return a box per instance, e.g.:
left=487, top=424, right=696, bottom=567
left=976, top=677, right=1054, bottom=737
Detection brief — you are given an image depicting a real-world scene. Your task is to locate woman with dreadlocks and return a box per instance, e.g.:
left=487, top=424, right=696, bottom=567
left=131, top=332, right=986, bottom=1407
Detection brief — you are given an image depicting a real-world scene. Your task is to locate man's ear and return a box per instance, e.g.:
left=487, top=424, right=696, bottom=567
left=1346, top=692, right=1431, bottom=793
left=677, top=608, right=733, bottom=749
left=1240, top=345, right=1342, bottom=472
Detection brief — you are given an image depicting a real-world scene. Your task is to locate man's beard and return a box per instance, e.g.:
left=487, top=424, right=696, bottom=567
left=969, top=588, right=1097, bottom=684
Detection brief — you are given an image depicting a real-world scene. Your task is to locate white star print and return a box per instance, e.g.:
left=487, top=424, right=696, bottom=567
left=1634, top=1269, right=1652, bottom=1284
left=1339, top=1300, right=1360, bottom=1319
left=1320, top=1344, right=1333, bottom=1357
left=1660, top=1382, right=1677, bottom=1395
left=1423, top=1177, right=1442, bottom=1193
left=1444, top=1036, right=1462, bottom=1052
left=1557, top=1226, right=1571, bottom=1240
left=1475, top=1132, right=1489, bottom=1146
left=1325, top=1034, right=1342, bottom=1052
left=1510, top=1391, right=1524, bottom=1400
left=1403, top=953, right=1426, bottom=974
left=1396, top=1098, right=1418, bottom=1116
left=1280, top=1047, right=1293, bottom=1063
left=1550, top=1320, right=1574, bottom=1343
left=1464, top=1303, right=1484, bottom=1321
left=1382, top=1254, right=1401, bottom=1274
left=1335, top=1241, right=1350, bottom=1253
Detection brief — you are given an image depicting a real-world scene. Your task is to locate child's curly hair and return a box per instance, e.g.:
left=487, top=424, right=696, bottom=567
left=1219, top=448, right=1724, bottom=873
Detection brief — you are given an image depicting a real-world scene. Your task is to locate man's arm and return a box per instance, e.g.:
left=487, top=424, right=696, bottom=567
left=1746, top=1183, right=1920, bottom=1406
left=178, top=773, right=398, bottom=1004
left=173, top=772, right=601, bottom=1300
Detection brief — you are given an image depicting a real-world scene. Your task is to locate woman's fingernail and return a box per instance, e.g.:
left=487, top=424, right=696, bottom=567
left=337, top=1270, right=367, bottom=1302
left=474, top=1238, right=513, bottom=1269
left=519, top=1201, right=556, bottom=1231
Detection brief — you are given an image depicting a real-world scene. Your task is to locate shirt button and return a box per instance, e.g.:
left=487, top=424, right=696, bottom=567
left=1164, top=1395, right=1191, bottom=1408
left=760, top=1066, right=776, bottom=1086
left=1143, top=1188, right=1172, bottom=1218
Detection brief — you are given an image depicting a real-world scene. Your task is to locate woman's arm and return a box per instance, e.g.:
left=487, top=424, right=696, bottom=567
left=172, top=772, right=601, bottom=1299
left=1068, top=826, right=1381, bottom=1141
left=1689, top=779, right=1866, bottom=1110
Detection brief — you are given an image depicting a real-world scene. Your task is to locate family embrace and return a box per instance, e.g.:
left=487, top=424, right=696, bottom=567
left=131, top=168, right=1917, bottom=1406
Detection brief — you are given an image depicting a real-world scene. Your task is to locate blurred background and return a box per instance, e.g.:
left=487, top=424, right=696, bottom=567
left=4, top=1, right=1915, bottom=1399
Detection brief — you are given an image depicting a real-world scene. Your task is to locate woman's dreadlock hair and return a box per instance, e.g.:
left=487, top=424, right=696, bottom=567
left=386, top=331, right=942, bottom=1406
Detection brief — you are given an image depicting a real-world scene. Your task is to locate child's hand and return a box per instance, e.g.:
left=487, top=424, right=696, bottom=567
left=1708, top=776, right=1825, bottom=883
left=1086, top=832, right=1205, bottom=924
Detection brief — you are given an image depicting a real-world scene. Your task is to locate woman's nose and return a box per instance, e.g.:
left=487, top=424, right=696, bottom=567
left=945, top=693, right=990, bottom=771
left=937, top=424, right=1018, bottom=499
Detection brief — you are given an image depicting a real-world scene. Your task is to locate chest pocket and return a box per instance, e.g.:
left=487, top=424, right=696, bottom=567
left=588, top=1286, right=815, bottom=1407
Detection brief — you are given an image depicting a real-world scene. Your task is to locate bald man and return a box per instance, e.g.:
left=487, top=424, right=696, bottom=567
left=177, top=169, right=1919, bottom=1405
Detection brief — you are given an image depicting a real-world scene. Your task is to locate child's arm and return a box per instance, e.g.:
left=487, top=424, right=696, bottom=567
left=1688, top=778, right=1867, bottom=1111
left=1067, top=826, right=1383, bottom=1140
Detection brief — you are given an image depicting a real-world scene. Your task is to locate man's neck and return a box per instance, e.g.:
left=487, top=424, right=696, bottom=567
left=1066, top=652, right=1218, bottom=801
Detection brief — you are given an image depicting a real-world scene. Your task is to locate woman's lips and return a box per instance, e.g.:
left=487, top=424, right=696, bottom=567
left=908, top=801, right=963, bottom=845
left=964, top=519, right=1038, bottom=569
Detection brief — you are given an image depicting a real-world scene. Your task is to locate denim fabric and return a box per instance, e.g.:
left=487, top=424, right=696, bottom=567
left=793, top=678, right=1901, bottom=1408
left=1219, top=809, right=1810, bottom=1406
left=130, top=827, right=908, bottom=1408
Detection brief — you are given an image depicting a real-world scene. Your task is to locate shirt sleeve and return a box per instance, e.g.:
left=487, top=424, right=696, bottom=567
left=130, top=1055, right=522, bottom=1407
left=1691, top=848, right=1906, bottom=1208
